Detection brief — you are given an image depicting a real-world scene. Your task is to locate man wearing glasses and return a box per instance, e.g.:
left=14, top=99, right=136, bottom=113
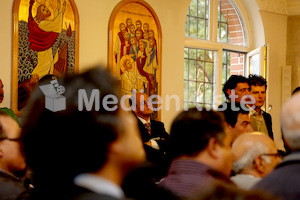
left=0, top=112, right=27, bottom=199
left=230, top=132, right=281, bottom=190
left=253, top=92, right=300, bottom=199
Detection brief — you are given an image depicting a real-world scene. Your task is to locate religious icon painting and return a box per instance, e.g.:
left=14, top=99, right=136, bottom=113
left=108, top=0, right=162, bottom=119
left=12, top=0, right=79, bottom=115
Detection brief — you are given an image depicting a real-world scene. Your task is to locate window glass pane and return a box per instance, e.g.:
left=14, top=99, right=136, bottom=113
left=205, top=83, right=213, bottom=104
left=184, top=103, right=189, bottom=110
left=218, top=2, right=221, bottom=21
left=185, top=17, right=189, bottom=36
left=197, top=49, right=204, bottom=60
left=222, top=50, right=226, bottom=63
left=205, top=20, right=209, bottom=40
left=197, top=61, right=204, bottom=73
left=218, top=0, right=246, bottom=46
left=184, top=47, right=215, bottom=107
left=219, top=23, right=227, bottom=43
left=184, top=81, right=188, bottom=101
left=197, top=19, right=205, bottom=39
left=205, top=0, right=209, bottom=18
left=190, top=48, right=196, bottom=59
left=249, top=54, right=260, bottom=75
left=222, top=50, right=246, bottom=81
left=189, top=17, right=197, bottom=38
left=190, top=0, right=197, bottom=17
left=196, top=82, right=204, bottom=102
left=189, top=81, right=196, bottom=102
left=184, top=59, right=188, bottom=79
left=184, top=48, right=189, bottom=58
left=195, top=103, right=204, bottom=110
left=189, top=60, right=197, bottom=80
left=189, top=103, right=196, bottom=108
left=197, top=66, right=205, bottom=81
left=205, top=50, right=213, bottom=62
left=186, top=0, right=209, bottom=40
left=198, top=0, right=205, bottom=18
left=205, top=62, right=213, bottom=82
left=222, top=64, right=227, bottom=84
left=185, top=0, right=248, bottom=108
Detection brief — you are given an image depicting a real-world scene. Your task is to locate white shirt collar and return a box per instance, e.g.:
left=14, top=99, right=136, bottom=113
left=247, top=104, right=257, bottom=116
left=74, top=173, right=125, bottom=199
left=137, top=116, right=150, bottom=124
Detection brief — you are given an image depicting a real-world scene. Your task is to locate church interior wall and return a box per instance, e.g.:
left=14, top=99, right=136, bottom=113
left=0, top=0, right=298, bottom=150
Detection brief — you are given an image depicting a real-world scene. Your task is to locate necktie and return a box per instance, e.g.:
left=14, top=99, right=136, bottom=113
left=144, top=123, right=151, bottom=135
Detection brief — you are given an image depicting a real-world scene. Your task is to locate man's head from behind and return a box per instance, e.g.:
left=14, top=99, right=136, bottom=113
left=248, top=74, right=267, bottom=109
left=169, top=107, right=232, bottom=176
left=219, top=103, right=253, bottom=142
left=232, top=132, right=280, bottom=177
left=0, top=112, right=26, bottom=177
left=281, top=92, right=300, bottom=152
left=223, top=75, right=249, bottom=103
left=22, top=67, right=145, bottom=188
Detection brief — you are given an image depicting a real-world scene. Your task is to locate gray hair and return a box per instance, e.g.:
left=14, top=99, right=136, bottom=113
left=281, top=112, right=300, bottom=151
left=232, top=142, right=270, bottom=174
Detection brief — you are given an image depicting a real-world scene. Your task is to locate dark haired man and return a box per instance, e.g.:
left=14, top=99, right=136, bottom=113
left=21, top=67, right=146, bottom=200
left=253, top=92, right=300, bottom=200
left=218, top=102, right=253, bottom=142
left=158, top=108, right=233, bottom=198
left=222, top=75, right=250, bottom=103
left=248, top=74, right=273, bottom=140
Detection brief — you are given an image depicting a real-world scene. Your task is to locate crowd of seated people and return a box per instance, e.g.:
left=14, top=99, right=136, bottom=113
left=1, top=68, right=300, bottom=200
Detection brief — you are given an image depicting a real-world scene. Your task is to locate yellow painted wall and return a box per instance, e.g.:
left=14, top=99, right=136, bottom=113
left=0, top=0, right=189, bottom=132
left=287, top=15, right=300, bottom=91
left=260, top=10, right=287, bottom=149
left=0, top=0, right=289, bottom=148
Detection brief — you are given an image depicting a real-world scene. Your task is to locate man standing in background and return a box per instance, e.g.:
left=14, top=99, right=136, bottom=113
left=248, top=74, right=273, bottom=140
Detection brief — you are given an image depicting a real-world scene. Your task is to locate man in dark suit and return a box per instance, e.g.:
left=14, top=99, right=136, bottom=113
left=130, top=92, right=169, bottom=166
left=253, top=92, right=300, bottom=200
left=248, top=74, right=273, bottom=140
left=21, top=67, right=146, bottom=200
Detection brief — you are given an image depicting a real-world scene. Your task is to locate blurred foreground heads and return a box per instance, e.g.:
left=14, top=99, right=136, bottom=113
left=230, top=132, right=281, bottom=190
left=21, top=67, right=146, bottom=200
left=0, top=112, right=27, bottom=200
left=253, top=92, right=300, bottom=199
left=158, top=107, right=233, bottom=198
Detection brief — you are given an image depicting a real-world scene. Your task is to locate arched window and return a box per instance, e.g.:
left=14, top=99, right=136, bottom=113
left=184, top=0, right=249, bottom=109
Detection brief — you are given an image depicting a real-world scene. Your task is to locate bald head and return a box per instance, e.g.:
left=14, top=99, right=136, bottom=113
left=281, top=92, right=300, bottom=151
left=232, top=132, right=276, bottom=161
left=231, top=132, right=279, bottom=176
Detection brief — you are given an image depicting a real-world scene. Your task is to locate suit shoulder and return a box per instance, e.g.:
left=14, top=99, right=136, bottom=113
left=263, top=111, right=272, bottom=118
